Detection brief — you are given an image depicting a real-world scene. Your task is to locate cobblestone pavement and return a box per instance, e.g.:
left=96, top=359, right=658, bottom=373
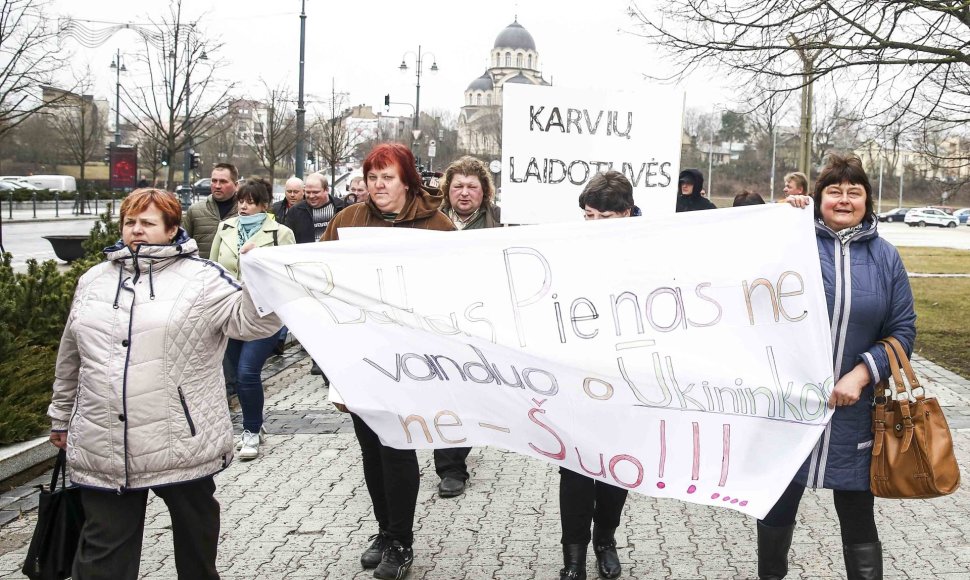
left=1, top=353, right=969, bottom=579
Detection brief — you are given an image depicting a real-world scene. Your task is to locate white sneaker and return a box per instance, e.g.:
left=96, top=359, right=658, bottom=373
left=236, top=426, right=265, bottom=450
left=238, top=430, right=261, bottom=460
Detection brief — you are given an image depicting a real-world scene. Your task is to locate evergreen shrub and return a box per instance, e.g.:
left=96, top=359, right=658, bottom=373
left=0, top=209, right=120, bottom=444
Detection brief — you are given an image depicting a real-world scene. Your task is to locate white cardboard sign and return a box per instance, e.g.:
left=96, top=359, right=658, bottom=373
left=500, top=84, right=682, bottom=224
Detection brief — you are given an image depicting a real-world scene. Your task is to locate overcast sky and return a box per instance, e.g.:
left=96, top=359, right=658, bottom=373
left=48, top=0, right=730, bottom=123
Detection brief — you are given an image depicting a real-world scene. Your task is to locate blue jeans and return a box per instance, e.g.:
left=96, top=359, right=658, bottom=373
left=225, top=336, right=277, bottom=432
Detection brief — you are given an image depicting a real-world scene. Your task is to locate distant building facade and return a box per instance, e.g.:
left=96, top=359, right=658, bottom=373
left=457, top=19, right=550, bottom=158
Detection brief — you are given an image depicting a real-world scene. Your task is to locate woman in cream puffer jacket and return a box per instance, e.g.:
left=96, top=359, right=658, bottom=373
left=48, top=189, right=280, bottom=579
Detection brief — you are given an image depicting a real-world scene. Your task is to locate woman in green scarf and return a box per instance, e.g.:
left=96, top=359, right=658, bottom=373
left=211, top=179, right=295, bottom=461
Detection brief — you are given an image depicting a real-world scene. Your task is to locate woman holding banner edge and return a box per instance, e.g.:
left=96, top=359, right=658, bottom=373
left=557, top=171, right=641, bottom=580
left=765, top=154, right=916, bottom=580
left=320, top=142, right=454, bottom=580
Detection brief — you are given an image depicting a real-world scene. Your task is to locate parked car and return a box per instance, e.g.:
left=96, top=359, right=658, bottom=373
left=952, top=208, right=970, bottom=225
left=0, top=179, right=39, bottom=191
left=877, top=207, right=911, bottom=223
left=904, top=207, right=959, bottom=228
left=18, top=175, right=77, bottom=192
left=193, top=178, right=211, bottom=197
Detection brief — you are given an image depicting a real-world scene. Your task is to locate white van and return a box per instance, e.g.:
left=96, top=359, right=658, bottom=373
left=21, top=175, right=77, bottom=192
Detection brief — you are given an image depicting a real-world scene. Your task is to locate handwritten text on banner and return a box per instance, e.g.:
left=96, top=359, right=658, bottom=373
left=243, top=204, right=834, bottom=518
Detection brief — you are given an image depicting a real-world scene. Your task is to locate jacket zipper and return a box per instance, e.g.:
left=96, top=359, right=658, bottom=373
left=177, top=386, right=197, bottom=436
left=811, top=233, right=853, bottom=488
left=119, top=279, right=135, bottom=492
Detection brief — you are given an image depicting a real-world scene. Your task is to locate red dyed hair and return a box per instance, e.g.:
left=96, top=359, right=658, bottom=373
left=363, top=143, right=423, bottom=197
left=120, top=188, right=182, bottom=230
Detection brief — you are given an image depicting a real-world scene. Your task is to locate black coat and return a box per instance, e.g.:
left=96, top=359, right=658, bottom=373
left=271, top=199, right=293, bottom=224
left=676, top=168, right=717, bottom=212
left=284, top=197, right=347, bottom=243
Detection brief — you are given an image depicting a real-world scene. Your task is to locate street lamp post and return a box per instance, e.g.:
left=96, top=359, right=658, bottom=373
left=707, top=103, right=724, bottom=199
left=877, top=143, right=885, bottom=214
left=399, top=45, right=438, bottom=165
left=176, top=28, right=207, bottom=187
left=295, top=0, right=307, bottom=178
left=109, top=49, right=126, bottom=146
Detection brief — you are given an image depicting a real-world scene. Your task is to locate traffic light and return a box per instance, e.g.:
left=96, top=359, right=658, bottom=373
left=190, top=152, right=201, bottom=169
left=103, top=145, right=112, bottom=163
left=384, top=94, right=390, bottom=110
left=307, top=150, right=315, bottom=163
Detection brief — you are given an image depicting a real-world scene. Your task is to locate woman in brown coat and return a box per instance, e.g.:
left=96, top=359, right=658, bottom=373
left=321, top=143, right=453, bottom=580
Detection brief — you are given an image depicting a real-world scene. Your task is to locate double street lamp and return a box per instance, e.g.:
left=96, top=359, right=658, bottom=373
left=399, top=45, right=437, bottom=162
left=109, top=49, right=127, bottom=146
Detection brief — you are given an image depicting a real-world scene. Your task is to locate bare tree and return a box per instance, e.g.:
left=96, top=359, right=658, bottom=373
left=313, top=88, right=365, bottom=187
left=120, top=0, right=234, bottom=187
left=248, top=83, right=297, bottom=182
left=911, top=122, right=970, bottom=204
left=0, top=0, right=67, bottom=141
left=196, top=111, right=243, bottom=176
left=811, top=96, right=862, bottom=166
left=137, top=126, right=167, bottom=186
left=628, top=0, right=970, bottom=133
left=51, top=76, right=106, bottom=193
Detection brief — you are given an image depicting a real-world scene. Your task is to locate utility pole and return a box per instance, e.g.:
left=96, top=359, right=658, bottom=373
left=788, top=32, right=828, bottom=191
left=295, top=0, right=307, bottom=178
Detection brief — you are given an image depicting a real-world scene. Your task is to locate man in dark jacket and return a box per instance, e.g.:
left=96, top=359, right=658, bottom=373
left=182, top=163, right=239, bottom=256
left=284, top=173, right=347, bottom=243
left=271, top=176, right=305, bottom=223
left=676, top=168, right=717, bottom=212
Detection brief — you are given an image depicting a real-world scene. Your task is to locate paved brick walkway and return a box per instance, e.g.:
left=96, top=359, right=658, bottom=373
left=1, top=352, right=969, bottom=579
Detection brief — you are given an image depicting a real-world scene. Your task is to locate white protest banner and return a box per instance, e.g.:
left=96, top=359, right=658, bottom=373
left=243, top=204, right=833, bottom=518
left=500, top=84, right=682, bottom=224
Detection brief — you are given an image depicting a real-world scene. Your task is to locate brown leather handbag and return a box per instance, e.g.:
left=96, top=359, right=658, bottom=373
left=870, top=337, right=961, bottom=498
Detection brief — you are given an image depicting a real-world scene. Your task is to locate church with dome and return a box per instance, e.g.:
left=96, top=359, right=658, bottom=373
left=457, top=19, right=550, bottom=158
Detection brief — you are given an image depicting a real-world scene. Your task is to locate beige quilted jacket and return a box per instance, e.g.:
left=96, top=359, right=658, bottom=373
left=48, top=232, right=281, bottom=491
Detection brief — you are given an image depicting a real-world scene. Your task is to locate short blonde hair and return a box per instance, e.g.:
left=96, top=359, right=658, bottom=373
left=784, top=171, right=808, bottom=194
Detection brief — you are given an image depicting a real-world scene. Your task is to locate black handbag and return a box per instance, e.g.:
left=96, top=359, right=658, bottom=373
left=21, top=449, right=85, bottom=580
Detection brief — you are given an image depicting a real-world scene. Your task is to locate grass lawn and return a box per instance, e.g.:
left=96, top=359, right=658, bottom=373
left=897, top=247, right=970, bottom=379
left=898, top=247, right=970, bottom=275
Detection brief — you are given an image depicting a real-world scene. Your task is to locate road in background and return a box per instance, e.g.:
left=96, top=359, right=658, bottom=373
left=878, top=221, right=970, bottom=251
left=3, top=219, right=98, bottom=269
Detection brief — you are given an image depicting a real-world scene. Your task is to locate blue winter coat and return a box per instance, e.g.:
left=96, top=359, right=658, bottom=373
left=795, top=216, right=916, bottom=490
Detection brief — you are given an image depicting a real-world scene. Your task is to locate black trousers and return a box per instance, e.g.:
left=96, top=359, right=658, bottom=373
left=433, top=447, right=471, bottom=481
left=351, top=413, right=420, bottom=547
left=760, top=480, right=879, bottom=545
left=559, top=467, right=629, bottom=545
left=73, top=476, right=220, bottom=580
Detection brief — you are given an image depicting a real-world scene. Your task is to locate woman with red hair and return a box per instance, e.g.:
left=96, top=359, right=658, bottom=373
left=321, top=143, right=453, bottom=579
left=48, top=188, right=281, bottom=579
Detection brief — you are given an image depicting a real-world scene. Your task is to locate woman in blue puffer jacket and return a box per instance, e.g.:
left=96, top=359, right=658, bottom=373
left=758, top=154, right=916, bottom=580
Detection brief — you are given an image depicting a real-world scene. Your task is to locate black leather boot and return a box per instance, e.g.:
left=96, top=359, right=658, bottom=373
left=843, top=542, right=882, bottom=580
left=559, top=543, right=587, bottom=580
left=757, top=521, right=795, bottom=579
left=592, top=525, right=621, bottom=578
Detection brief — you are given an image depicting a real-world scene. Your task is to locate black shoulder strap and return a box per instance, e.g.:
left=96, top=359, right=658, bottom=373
left=272, top=229, right=278, bottom=246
